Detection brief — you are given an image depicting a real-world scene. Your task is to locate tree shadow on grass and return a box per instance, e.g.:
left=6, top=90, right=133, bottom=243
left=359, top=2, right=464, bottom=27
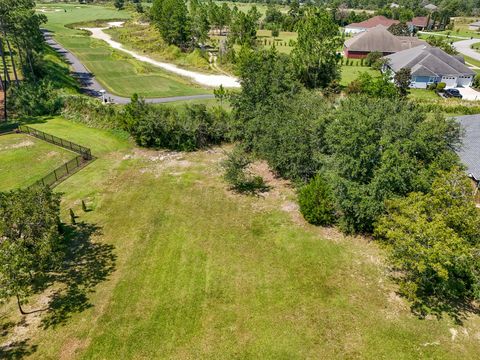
left=40, top=222, right=116, bottom=329
left=409, top=292, right=480, bottom=325
left=0, top=340, right=38, bottom=360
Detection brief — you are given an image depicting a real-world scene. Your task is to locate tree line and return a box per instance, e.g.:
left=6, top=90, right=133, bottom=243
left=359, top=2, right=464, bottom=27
left=226, top=34, right=480, bottom=317
left=0, top=0, right=50, bottom=121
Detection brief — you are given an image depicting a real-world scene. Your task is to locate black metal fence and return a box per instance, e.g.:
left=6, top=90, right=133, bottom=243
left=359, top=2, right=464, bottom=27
left=34, top=155, right=89, bottom=188
left=18, top=125, right=92, bottom=160
left=12, top=125, right=94, bottom=188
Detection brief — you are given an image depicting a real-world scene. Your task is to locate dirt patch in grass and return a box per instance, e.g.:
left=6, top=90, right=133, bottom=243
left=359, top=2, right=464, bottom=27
left=0, top=140, right=34, bottom=151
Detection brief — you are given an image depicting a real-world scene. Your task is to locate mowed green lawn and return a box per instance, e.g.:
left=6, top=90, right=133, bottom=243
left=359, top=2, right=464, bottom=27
left=1, top=117, right=480, bottom=359
left=0, top=133, right=76, bottom=191
left=39, top=3, right=210, bottom=98
left=340, top=63, right=378, bottom=86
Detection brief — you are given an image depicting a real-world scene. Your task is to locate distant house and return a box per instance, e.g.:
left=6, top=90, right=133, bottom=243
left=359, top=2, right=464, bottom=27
left=383, top=46, right=476, bottom=88
left=455, top=115, right=480, bottom=185
left=407, top=16, right=430, bottom=31
left=344, top=15, right=399, bottom=35
left=424, top=3, right=438, bottom=11
left=390, top=2, right=400, bottom=8
left=344, top=26, right=426, bottom=59
left=469, top=21, right=480, bottom=31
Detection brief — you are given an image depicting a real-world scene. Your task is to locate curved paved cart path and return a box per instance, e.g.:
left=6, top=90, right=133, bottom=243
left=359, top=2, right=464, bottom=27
left=44, top=31, right=215, bottom=104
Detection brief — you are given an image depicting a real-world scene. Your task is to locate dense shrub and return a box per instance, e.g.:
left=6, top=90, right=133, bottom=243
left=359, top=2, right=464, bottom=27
left=298, top=173, right=337, bottom=226
left=365, top=51, right=382, bottom=67
left=62, top=94, right=231, bottom=151
left=436, top=82, right=446, bottom=92
left=375, top=169, right=480, bottom=316
left=345, top=72, right=399, bottom=98
left=325, top=97, right=461, bottom=234
left=62, top=95, right=122, bottom=128
left=8, top=80, right=63, bottom=117
left=222, top=146, right=268, bottom=194
left=473, top=74, right=480, bottom=89
left=130, top=103, right=231, bottom=151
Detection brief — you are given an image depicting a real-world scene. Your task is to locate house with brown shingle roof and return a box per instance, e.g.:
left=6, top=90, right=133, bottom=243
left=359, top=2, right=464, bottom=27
left=344, top=26, right=427, bottom=58
left=344, top=15, right=399, bottom=34
left=407, top=16, right=430, bottom=31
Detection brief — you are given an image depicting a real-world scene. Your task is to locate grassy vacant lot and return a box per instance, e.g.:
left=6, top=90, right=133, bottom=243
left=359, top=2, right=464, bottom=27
left=0, top=133, right=76, bottom=191
left=39, top=3, right=210, bottom=98
left=340, top=62, right=378, bottom=86
left=214, top=1, right=287, bottom=17
left=442, top=17, right=480, bottom=39
left=1, top=116, right=480, bottom=359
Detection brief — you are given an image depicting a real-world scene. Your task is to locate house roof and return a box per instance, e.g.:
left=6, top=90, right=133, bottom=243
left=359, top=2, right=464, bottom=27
left=384, top=45, right=476, bottom=77
left=344, top=26, right=426, bottom=53
left=424, top=3, right=438, bottom=11
left=408, top=16, right=429, bottom=28
left=456, top=115, right=480, bottom=182
left=345, top=16, right=399, bottom=30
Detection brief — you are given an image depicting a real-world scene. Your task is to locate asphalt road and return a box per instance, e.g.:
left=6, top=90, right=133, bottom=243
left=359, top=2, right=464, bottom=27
left=44, top=31, right=215, bottom=105
left=453, top=39, right=480, bottom=62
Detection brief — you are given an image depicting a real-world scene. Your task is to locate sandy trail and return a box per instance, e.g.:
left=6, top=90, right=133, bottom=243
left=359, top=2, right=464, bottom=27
left=81, top=22, right=240, bottom=88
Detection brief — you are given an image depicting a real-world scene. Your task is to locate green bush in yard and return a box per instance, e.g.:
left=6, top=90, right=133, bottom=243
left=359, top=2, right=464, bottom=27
left=131, top=103, right=231, bottom=151
left=8, top=80, right=63, bottom=117
left=375, top=169, right=480, bottom=317
left=298, top=173, right=337, bottom=226
left=436, top=82, right=446, bottom=92
left=222, top=146, right=268, bottom=194
left=62, top=94, right=232, bottom=151
left=473, top=74, right=480, bottom=89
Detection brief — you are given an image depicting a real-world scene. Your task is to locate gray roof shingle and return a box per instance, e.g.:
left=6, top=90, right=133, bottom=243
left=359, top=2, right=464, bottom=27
left=456, top=115, right=480, bottom=181
left=385, top=45, right=476, bottom=77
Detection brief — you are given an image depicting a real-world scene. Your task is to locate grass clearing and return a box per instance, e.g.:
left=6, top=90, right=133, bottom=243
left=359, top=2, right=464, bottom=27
left=340, top=63, right=378, bottom=86
left=1, top=117, right=480, bottom=358
left=409, top=89, right=441, bottom=100
left=0, top=132, right=77, bottom=191
left=39, top=3, right=211, bottom=98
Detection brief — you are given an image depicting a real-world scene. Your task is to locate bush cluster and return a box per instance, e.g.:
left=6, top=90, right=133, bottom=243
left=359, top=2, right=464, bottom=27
left=8, top=80, right=63, bottom=117
left=298, top=173, right=336, bottom=226
left=222, top=146, right=268, bottom=194
left=62, top=94, right=232, bottom=151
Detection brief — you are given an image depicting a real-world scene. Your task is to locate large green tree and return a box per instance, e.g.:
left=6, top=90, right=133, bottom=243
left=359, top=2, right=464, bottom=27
left=228, top=7, right=258, bottom=47
left=0, top=0, right=47, bottom=120
left=0, top=186, right=62, bottom=314
left=151, top=0, right=191, bottom=48
left=324, top=97, right=461, bottom=233
left=375, top=169, right=480, bottom=316
left=291, top=7, right=343, bottom=88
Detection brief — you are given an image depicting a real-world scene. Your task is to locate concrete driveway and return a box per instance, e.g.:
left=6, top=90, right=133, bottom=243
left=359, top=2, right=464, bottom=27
left=456, top=87, right=480, bottom=101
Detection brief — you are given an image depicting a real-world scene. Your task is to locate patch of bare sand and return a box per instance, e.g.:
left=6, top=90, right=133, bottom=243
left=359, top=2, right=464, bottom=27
left=0, top=140, right=34, bottom=151
left=59, top=337, right=88, bottom=360
left=1, top=290, right=52, bottom=352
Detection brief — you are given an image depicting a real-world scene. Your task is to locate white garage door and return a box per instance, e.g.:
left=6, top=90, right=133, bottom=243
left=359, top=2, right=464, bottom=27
left=441, top=76, right=457, bottom=88
left=458, top=75, right=473, bottom=87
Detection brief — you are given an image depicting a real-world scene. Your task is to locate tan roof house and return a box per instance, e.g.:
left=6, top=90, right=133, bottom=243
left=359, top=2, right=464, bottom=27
left=344, top=25, right=427, bottom=58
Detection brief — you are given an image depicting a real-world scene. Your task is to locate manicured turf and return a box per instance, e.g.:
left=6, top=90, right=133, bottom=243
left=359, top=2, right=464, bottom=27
left=1, top=116, right=480, bottom=358
left=340, top=64, right=379, bottom=86
left=0, top=132, right=76, bottom=191
left=39, top=3, right=210, bottom=98
left=409, top=88, right=441, bottom=100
